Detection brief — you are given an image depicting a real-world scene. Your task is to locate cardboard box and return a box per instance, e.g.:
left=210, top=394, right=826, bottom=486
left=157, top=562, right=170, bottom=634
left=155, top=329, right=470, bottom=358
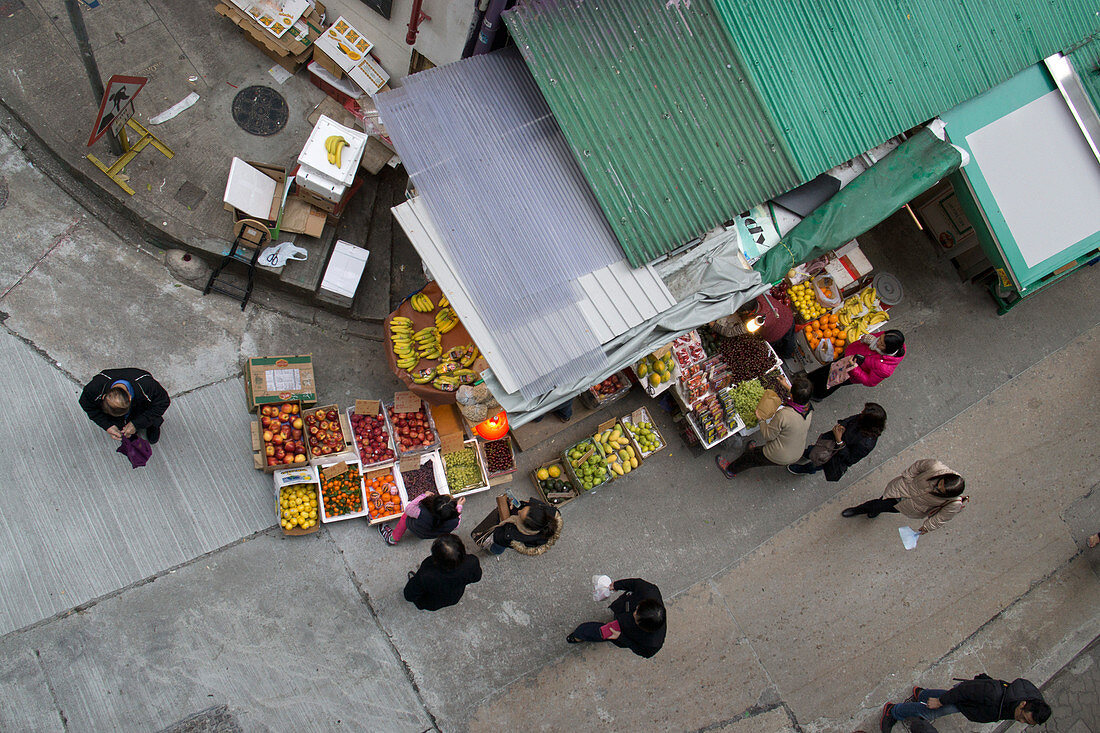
left=274, top=465, right=321, bottom=535
left=345, top=400, right=396, bottom=470
left=251, top=401, right=309, bottom=473
left=229, top=0, right=309, bottom=40
left=562, top=437, right=611, bottom=492
left=245, top=355, right=317, bottom=412
left=312, top=46, right=344, bottom=79
left=319, top=240, right=369, bottom=300
left=223, top=159, right=326, bottom=237
left=824, top=239, right=873, bottom=294
left=216, top=1, right=325, bottom=58
left=385, top=396, right=442, bottom=456
left=395, top=450, right=449, bottom=506
left=532, top=459, right=579, bottom=507
left=364, top=464, right=407, bottom=525
left=303, top=404, right=355, bottom=465
left=314, top=16, right=390, bottom=95
left=298, top=115, right=368, bottom=187
left=317, top=458, right=369, bottom=522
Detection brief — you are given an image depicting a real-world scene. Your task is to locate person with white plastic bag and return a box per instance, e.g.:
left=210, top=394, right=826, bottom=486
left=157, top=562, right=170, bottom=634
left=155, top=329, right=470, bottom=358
left=841, top=459, right=968, bottom=538
left=567, top=577, right=666, bottom=658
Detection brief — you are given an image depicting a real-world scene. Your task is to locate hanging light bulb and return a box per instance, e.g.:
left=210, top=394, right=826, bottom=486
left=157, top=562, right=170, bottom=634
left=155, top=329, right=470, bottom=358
left=476, top=411, right=509, bottom=440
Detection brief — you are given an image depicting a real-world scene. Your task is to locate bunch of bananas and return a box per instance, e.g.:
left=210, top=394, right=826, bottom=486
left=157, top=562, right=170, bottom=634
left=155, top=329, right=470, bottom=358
left=411, top=366, right=437, bottom=384
left=325, top=135, right=348, bottom=167
left=439, top=294, right=449, bottom=308
left=390, top=317, right=420, bottom=371
left=413, top=327, right=442, bottom=360
left=410, top=292, right=434, bottom=313
left=435, top=306, right=459, bottom=334
left=837, top=287, right=889, bottom=342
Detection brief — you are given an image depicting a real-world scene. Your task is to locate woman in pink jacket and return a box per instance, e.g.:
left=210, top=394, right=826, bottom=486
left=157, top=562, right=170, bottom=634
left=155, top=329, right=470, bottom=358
left=810, top=329, right=905, bottom=399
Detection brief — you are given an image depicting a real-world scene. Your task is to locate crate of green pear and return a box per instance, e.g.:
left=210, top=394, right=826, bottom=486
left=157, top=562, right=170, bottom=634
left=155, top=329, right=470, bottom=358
left=532, top=460, right=578, bottom=506
left=621, top=407, right=666, bottom=458
left=563, top=438, right=611, bottom=491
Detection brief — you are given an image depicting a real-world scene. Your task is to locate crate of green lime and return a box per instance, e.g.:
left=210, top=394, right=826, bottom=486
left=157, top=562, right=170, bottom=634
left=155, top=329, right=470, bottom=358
left=563, top=438, right=610, bottom=492
left=443, top=441, right=489, bottom=496
left=532, top=460, right=579, bottom=506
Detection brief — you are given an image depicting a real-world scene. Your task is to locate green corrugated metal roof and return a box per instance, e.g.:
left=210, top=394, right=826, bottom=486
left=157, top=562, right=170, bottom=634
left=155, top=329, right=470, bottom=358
left=504, top=0, right=1100, bottom=267
left=717, top=0, right=1100, bottom=182
left=504, top=0, right=802, bottom=267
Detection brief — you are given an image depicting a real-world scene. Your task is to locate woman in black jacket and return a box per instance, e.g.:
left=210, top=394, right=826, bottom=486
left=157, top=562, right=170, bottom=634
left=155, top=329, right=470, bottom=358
left=403, top=534, right=482, bottom=611
left=79, top=367, right=171, bottom=444
left=487, top=499, right=562, bottom=556
left=567, top=578, right=666, bottom=658
left=787, top=402, right=886, bottom=480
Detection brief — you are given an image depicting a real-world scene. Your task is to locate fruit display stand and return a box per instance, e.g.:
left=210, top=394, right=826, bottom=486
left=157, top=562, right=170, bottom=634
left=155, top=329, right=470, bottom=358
left=317, top=458, right=369, bottom=523
left=274, top=465, right=321, bottom=535
left=481, top=436, right=517, bottom=483
left=563, top=437, right=612, bottom=492
left=252, top=400, right=310, bottom=472
left=384, top=395, right=442, bottom=456
left=442, top=438, right=490, bottom=497
left=532, top=459, right=579, bottom=507
left=590, top=418, right=643, bottom=479
left=346, top=401, right=396, bottom=469
left=303, top=403, right=355, bottom=465
left=395, top=451, right=450, bottom=506
left=620, top=406, right=667, bottom=459
left=582, top=370, right=633, bottom=409
left=632, top=345, right=679, bottom=398
left=384, top=280, right=482, bottom=404
left=364, top=465, right=407, bottom=525
left=792, top=287, right=890, bottom=371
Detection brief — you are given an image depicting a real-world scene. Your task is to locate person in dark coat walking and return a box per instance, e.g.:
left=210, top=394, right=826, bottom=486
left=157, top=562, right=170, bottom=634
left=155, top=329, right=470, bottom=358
left=567, top=578, right=666, bottom=658
left=880, top=674, right=1050, bottom=731
left=79, top=368, right=170, bottom=444
left=403, top=534, right=482, bottom=611
left=788, top=402, right=886, bottom=480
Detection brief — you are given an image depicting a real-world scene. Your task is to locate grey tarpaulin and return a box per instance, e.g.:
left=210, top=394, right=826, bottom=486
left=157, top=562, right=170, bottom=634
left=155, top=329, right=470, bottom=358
left=482, top=236, right=769, bottom=427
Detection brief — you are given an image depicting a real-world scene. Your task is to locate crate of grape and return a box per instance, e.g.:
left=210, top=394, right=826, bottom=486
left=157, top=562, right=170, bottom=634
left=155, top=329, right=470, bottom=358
left=317, top=459, right=368, bottom=522
left=443, top=440, right=489, bottom=496
left=563, top=438, right=611, bottom=491
left=621, top=406, right=666, bottom=459
left=274, top=465, right=321, bottom=535
left=396, top=451, right=449, bottom=506
left=532, top=460, right=579, bottom=507
left=346, top=403, right=396, bottom=469
left=303, top=404, right=354, bottom=465
left=482, top=437, right=516, bottom=479
left=384, top=401, right=441, bottom=456
left=583, top=370, right=632, bottom=409
left=727, top=378, right=766, bottom=431
left=364, top=466, right=407, bottom=525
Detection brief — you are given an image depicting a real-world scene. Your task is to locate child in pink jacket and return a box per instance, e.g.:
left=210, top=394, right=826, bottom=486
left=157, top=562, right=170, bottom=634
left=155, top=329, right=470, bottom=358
left=810, top=330, right=905, bottom=398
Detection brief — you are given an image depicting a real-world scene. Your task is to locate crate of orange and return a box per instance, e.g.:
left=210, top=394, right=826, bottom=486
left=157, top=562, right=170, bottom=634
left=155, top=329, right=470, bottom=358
left=802, top=313, right=847, bottom=362
left=364, top=467, right=409, bottom=525
left=317, top=458, right=369, bottom=522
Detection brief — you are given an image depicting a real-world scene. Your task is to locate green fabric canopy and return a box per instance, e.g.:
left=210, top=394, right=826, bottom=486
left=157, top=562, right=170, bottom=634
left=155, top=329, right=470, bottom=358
left=754, top=129, right=964, bottom=284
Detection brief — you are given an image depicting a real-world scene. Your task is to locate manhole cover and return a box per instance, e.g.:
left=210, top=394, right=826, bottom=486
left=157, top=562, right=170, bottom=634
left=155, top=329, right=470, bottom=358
left=231, top=86, right=288, bottom=136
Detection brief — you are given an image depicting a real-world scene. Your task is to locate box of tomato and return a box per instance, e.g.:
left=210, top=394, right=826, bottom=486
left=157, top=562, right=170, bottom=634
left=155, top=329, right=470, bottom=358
left=317, top=458, right=369, bottom=523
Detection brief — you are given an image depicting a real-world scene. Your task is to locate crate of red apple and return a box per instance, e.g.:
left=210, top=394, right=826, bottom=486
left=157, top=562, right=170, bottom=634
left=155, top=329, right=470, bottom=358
left=252, top=401, right=309, bottom=472
left=346, top=406, right=396, bottom=468
left=302, top=404, right=352, bottom=461
left=483, top=436, right=516, bottom=478
left=584, top=369, right=633, bottom=408
left=384, top=402, right=441, bottom=455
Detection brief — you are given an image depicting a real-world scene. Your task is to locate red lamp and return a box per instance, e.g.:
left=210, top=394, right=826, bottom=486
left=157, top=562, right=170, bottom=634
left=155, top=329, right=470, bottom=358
left=476, top=411, right=509, bottom=440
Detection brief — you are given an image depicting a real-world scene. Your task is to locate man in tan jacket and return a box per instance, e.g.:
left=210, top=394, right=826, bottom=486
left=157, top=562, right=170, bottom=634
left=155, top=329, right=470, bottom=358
left=716, top=375, right=813, bottom=477
left=841, top=458, right=967, bottom=534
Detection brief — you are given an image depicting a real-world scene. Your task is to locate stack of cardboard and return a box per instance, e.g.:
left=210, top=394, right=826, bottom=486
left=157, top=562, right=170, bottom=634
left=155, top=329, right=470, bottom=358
left=311, top=16, right=391, bottom=96
left=215, top=0, right=327, bottom=73
left=223, top=159, right=326, bottom=238
left=295, top=115, right=368, bottom=214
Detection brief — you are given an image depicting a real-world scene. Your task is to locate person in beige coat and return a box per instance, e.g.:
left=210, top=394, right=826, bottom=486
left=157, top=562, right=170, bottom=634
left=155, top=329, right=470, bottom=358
left=716, top=375, right=813, bottom=477
left=841, top=458, right=967, bottom=534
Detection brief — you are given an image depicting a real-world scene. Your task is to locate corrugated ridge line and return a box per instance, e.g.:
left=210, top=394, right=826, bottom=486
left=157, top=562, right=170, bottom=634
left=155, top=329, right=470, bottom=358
left=716, top=0, right=1100, bottom=179
left=376, top=50, right=618, bottom=397
left=505, top=0, right=800, bottom=266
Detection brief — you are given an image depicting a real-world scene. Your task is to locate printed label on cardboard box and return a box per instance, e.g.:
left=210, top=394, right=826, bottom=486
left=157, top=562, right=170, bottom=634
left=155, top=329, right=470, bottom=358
left=355, top=399, right=379, bottom=415
left=321, top=461, right=348, bottom=479
left=265, top=368, right=302, bottom=392
left=394, top=391, right=420, bottom=413
left=399, top=455, right=420, bottom=473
